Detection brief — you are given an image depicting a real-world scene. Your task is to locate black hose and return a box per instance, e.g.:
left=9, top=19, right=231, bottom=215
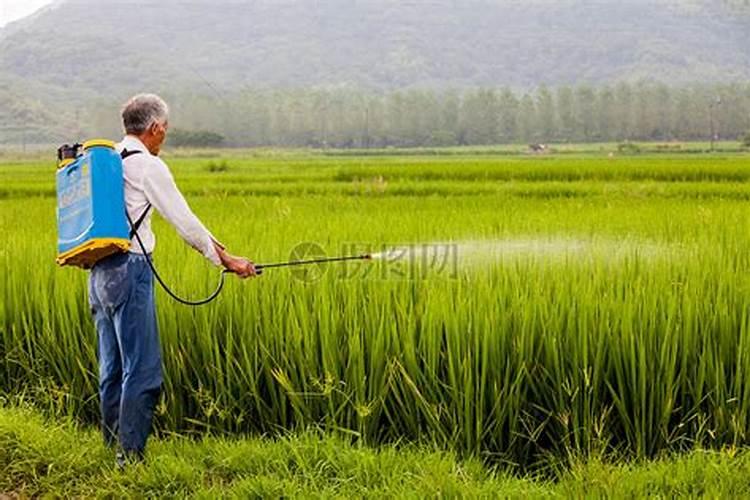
left=126, top=211, right=371, bottom=306
left=127, top=211, right=228, bottom=306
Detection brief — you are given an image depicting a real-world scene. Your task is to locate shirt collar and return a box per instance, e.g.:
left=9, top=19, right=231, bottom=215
left=118, top=135, right=149, bottom=155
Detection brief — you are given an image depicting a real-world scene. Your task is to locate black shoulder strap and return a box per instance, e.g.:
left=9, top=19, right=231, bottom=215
left=129, top=205, right=152, bottom=239
left=121, top=148, right=151, bottom=238
left=121, top=148, right=142, bottom=160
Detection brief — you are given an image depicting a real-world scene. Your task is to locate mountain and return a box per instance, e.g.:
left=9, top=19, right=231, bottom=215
left=1, top=0, right=749, bottom=144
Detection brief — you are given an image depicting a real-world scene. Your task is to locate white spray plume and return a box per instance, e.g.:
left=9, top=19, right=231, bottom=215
left=369, top=237, right=668, bottom=268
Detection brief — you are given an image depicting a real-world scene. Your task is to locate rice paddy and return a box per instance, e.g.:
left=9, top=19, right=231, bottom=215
left=2, top=150, right=750, bottom=469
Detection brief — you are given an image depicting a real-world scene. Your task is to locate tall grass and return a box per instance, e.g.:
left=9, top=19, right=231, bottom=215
left=2, top=153, right=750, bottom=467
left=6, top=405, right=750, bottom=497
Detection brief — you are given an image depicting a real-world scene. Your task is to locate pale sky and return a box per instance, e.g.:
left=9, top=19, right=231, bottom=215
left=0, top=0, right=54, bottom=28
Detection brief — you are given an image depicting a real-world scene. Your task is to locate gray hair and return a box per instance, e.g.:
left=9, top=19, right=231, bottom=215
left=121, top=93, right=169, bottom=135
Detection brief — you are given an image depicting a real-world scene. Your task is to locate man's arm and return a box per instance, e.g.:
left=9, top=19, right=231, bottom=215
left=143, top=158, right=256, bottom=277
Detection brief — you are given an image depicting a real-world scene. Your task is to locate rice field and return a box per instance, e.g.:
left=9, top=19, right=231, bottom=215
left=2, top=151, right=750, bottom=468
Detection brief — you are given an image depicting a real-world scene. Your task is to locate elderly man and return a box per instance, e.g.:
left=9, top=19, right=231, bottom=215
left=88, top=94, right=255, bottom=465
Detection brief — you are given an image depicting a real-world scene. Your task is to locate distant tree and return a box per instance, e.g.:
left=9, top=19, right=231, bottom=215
left=742, top=131, right=750, bottom=148
left=597, top=86, right=616, bottom=141
left=534, top=85, right=556, bottom=143
left=365, top=95, right=387, bottom=147
left=497, top=88, right=519, bottom=143
left=168, top=128, right=225, bottom=147
left=574, top=85, right=597, bottom=141
left=69, top=83, right=750, bottom=149
left=385, top=92, right=407, bottom=146
left=613, top=82, right=635, bottom=141
left=617, top=141, right=641, bottom=154
left=462, top=89, right=498, bottom=145
left=721, top=0, right=750, bottom=11
left=437, top=90, right=461, bottom=146
left=672, top=87, right=703, bottom=140
left=517, top=94, right=536, bottom=142
left=716, top=83, right=750, bottom=142
left=632, top=83, right=650, bottom=140
left=556, top=86, right=575, bottom=141
left=630, top=82, right=671, bottom=140
left=653, top=83, right=673, bottom=140
left=405, top=89, right=441, bottom=147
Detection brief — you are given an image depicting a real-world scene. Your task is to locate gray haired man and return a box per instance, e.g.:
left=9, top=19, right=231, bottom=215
left=88, top=93, right=256, bottom=465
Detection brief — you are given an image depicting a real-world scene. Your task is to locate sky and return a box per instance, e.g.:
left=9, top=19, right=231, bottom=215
left=0, top=0, right=53, bottom=28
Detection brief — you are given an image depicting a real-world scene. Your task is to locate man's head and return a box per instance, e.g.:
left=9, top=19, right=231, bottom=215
left=121, top=94, right=169, bottom=155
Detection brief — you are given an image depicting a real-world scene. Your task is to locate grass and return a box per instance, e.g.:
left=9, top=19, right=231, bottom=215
left=3, top=152, right=750, bottom=200
left=1, top=149, right=750, bottom=471
left=1, top=140, right=746, bottom=161
left=2, top=404, right=750, bottom=497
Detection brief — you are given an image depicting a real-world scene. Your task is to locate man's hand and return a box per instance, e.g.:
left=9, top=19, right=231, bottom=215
left=224, top=255, right=257, bottom=278
left=214, top=242, right=258, bottom=279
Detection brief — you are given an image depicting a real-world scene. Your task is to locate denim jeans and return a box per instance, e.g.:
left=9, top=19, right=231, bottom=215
left=88, top=252, right=162, bottom=454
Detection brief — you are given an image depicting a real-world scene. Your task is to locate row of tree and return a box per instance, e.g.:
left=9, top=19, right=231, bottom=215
left=87, top=82, right=750, bottom=148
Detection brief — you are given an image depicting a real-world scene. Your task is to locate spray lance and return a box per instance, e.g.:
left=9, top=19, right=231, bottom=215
left=129, top=217, right=373, bottom=306
left=256, top=253, right=372, bottom=271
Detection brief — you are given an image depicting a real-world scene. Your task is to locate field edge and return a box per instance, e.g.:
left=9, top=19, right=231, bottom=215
left=1, top=405, right=750, bottom=498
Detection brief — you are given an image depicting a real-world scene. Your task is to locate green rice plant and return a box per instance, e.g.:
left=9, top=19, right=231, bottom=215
left=1, top=152, right=750, bottom=468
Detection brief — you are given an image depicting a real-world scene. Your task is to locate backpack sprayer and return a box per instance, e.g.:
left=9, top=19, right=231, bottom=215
left=55, top=139, right=371, bottom=306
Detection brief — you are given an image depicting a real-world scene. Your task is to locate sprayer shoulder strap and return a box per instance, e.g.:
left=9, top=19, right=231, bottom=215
left=128, top=205, right=152, bottom=238
left=121, top=148, right=142, bottom=160
left=120, top=149, right=151, bottom=238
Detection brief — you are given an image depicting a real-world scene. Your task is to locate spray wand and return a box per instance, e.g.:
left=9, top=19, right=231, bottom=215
left=255, top=253, right=371, bottom=271
left=129, top=213, right=373, bottom=307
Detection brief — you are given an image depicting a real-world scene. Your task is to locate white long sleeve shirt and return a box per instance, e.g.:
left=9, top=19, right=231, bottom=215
left=116, top=135, right=222, bottom=266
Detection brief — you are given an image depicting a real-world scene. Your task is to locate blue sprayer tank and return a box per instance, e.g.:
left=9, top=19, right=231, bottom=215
left=56, top=139, right=131, bottom=268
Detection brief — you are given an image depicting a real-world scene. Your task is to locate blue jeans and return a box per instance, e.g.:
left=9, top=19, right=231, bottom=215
left=88, top=252, right=162, bottom=455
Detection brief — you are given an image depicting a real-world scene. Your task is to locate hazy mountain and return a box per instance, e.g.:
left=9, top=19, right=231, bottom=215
left=1, top=0, right=749, bottom=144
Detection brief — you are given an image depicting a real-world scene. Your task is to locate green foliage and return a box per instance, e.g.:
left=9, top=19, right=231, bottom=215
left=617, top=141, right=642, bottom=154
left=3, top=405, right=750, bottom=497
left=204, top=160, right=229, bottom=173
left=4, top=82, right=750, bottom=149
left=721, top=0, right=750, bottom=12
left=741, top=131, right=750, bottom=148
left=169, top=129, right=225, bottom=148
left=2, top=152, right=750, bottom=468
left=0, top=406, right=537, bottom=497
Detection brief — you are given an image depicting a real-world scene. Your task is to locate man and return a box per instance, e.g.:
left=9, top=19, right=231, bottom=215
left=88, top=93, right=256, bottom=465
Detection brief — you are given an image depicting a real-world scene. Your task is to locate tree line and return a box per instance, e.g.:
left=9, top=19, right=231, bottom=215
left=88, top=82, right=750, bottom=148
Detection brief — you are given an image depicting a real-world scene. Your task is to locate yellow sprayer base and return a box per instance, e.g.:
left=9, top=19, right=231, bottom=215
left=56, top=238, right=132, bottom=269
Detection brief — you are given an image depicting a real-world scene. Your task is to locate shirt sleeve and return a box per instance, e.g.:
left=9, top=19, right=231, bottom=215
left=142, top=157, right=222, bottom=266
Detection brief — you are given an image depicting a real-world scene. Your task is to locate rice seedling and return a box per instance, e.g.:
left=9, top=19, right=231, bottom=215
left=1, top=152, right=749, bottom=467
